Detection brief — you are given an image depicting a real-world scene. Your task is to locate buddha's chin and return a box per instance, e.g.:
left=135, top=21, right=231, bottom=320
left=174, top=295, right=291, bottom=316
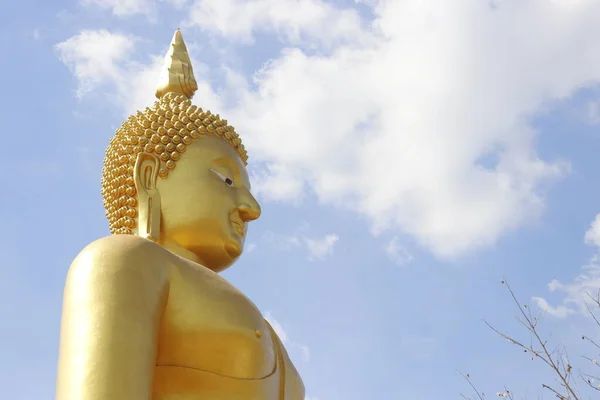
left=224, top=239, right=243, bottom=259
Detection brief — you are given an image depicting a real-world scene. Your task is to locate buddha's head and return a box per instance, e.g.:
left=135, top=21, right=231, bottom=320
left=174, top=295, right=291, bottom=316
left=100, top=30, right=260, bottom=272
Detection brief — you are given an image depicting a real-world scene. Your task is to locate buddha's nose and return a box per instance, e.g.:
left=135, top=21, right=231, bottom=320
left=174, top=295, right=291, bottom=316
left=238, top=196, right=261, bottom=222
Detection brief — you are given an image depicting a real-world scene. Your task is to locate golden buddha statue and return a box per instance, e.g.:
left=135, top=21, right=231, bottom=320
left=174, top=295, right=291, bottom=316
left=55, top=30, right=304, bottom=400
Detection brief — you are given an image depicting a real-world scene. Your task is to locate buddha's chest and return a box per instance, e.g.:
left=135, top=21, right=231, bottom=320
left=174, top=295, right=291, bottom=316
left=155, top=262, right=276, bottom=380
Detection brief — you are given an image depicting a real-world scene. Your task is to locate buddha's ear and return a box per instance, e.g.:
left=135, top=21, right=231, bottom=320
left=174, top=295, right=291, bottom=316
left=133, top=152, right=161, bottom=241
left=134, top=152, right=161, bottom=193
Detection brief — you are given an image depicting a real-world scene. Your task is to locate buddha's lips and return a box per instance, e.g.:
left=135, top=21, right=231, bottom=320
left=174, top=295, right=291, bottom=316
left=230, top=213, right=245, bottom=236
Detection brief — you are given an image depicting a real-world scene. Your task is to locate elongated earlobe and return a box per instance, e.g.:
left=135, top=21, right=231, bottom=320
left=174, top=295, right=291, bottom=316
left=133, top=152, right=162, bottom=241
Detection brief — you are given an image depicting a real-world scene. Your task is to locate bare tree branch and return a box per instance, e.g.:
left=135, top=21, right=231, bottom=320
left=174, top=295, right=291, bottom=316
left=458, top=371, right=485, bottom=400
left=461, top=279, right=600, bottom=399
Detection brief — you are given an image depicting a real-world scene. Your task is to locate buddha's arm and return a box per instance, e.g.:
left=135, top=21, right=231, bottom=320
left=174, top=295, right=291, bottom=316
left=284, top=347, right=306, bottom=399
left=267, top=321, right=305, bottom=399
left=56, top=236, right=169, bottom=400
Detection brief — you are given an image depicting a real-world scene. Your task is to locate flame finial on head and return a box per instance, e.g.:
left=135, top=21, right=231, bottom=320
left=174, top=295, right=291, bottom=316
left=155, top=29, right=198, bottom=99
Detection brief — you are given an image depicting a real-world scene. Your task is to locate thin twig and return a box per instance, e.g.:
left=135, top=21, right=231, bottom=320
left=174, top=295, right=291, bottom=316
left=458, top=371, right=485, bottom=400
left=487, top=280, right=580, bottom=400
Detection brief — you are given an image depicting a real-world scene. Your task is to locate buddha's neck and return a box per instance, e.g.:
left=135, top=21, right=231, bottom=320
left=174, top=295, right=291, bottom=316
left=158, top=238, right=201, bottom=264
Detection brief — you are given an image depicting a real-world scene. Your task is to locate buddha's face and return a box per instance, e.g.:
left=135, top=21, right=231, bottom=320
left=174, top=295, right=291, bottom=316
left=154, top=135, right=261, bottom=272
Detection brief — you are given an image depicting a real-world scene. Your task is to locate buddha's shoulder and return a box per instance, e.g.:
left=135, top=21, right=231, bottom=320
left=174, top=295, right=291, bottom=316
left=76, top=234, right=167, bottom=260
left=68, top=235, right=170, bottom=278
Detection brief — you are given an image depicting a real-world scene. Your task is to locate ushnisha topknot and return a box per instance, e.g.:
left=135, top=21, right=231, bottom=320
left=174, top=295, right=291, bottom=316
left=101, top=30, right=248, bottom=235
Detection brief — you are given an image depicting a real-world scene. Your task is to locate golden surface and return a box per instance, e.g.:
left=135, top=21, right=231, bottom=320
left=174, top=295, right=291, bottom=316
left=155, top=29, right=198, bottom=100
left=56, top=30, right=305, bottom=400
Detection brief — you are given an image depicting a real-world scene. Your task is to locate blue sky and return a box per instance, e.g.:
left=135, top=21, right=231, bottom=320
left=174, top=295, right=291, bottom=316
left=3, top=0, right=600, bottom=399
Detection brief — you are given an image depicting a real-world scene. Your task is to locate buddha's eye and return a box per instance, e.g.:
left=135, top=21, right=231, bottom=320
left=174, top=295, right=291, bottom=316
left=210, top=169, right=234, bottom=187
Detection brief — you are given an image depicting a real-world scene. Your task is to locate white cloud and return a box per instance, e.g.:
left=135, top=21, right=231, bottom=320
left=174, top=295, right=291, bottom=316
left=168, top=0, right=190, bottom=8
left=533, top=214, right=600, bottom=318
left=183, top=0, right=366, bottom=48
left=251, top=163, right=306, bottom=203
left=305, top=234, right=339, bottom=261
left=384, top=237, right=413, bottom=266
left=264, top=312, right=310, bottom=363
left=57, top=0, right=600, bottom=259
left=262, top=230, right=338, bottom=261
left=585, top=214, right=600, bottom=247
left=80, top=0, right=156, bottom=17
left=55, top=30, right=216, bottom=117
left=228, top=0, right=583, bottom=259
left=531, top=295, right=577, bottom=319
left=55, top=30, right=138, bottom=98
